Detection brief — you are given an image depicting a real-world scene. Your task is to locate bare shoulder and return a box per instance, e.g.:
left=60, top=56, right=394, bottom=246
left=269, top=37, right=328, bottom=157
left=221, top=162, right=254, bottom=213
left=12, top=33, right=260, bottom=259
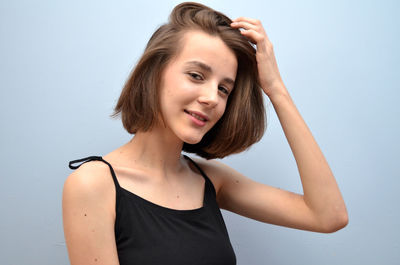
left=62, top=161, right=116, bottom=216
left=190, top=157, right=248, bottom=204
left=62, top=161, right=119, bottom=264
left=191, top=156, right=245, bottom=179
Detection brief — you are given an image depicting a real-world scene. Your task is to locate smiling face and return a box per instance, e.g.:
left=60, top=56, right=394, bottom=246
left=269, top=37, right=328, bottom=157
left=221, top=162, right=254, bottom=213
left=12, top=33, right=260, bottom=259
left=157, top=30, right=238, bottom=144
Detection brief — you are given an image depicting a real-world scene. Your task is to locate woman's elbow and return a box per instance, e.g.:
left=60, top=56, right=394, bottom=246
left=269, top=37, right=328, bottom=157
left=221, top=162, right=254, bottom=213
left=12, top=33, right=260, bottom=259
left=321, top=211, right=349, bottom=233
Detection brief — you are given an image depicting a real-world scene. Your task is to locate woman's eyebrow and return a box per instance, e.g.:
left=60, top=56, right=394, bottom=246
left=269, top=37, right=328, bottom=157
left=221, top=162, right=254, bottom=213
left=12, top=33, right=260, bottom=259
left=184, top=60, right=235, bottom=85
left=185, top=60, right=212, bottom=73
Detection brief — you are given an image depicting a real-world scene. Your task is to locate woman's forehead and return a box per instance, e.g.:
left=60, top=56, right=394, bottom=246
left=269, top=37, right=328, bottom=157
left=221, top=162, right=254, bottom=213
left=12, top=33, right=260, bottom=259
left=174, top=30, right=238, bottom=79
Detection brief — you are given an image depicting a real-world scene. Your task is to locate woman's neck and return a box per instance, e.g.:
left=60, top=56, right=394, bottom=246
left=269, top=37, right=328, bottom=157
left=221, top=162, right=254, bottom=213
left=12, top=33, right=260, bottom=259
left=112, top=127, right=188, bottom=181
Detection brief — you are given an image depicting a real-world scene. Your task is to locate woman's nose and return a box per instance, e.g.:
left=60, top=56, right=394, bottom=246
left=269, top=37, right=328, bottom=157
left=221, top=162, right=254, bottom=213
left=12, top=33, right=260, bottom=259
left=197, top=83, right=218, bottom=108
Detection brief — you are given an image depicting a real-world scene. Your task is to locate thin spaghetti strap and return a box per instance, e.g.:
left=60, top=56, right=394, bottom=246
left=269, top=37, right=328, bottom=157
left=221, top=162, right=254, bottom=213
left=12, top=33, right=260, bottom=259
left=183, top=155, right=210, bottom=181
left=68, top=156, right=103, bottom=169
left=68, top=156, right=121, bottom=189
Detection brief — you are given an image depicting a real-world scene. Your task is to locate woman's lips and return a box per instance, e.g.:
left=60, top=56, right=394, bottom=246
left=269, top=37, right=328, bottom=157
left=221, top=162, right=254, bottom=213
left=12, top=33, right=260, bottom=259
left=184, top=110, right=208, bottom=126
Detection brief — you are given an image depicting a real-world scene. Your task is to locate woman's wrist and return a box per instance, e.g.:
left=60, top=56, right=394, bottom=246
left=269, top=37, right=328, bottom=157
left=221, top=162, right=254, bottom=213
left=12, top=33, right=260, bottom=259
left=265, top=84, right=291, bottom=105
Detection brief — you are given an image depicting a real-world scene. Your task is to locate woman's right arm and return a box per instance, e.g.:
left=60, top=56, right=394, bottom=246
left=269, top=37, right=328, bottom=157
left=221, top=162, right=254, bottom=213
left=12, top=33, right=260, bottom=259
left=62, top=162, right=120, bottom=265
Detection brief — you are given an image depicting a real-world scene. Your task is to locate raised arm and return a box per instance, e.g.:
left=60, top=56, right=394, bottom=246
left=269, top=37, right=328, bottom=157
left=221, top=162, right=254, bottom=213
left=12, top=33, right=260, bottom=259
left=62, top=162, right=120, bottom=264
left=212, top=17, right=349, bottom=232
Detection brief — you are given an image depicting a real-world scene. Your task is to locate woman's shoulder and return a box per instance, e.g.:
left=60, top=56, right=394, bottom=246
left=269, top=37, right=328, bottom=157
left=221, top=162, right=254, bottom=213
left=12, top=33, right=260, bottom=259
left=188, top=156, right=241, bottom=196
left=190, top=156, right=238, bottom=177
left=65, top=160, right=112, bottom=188
left=62, top=160, right=118, bottom=264
left=63, top=160, right=116, bottom=211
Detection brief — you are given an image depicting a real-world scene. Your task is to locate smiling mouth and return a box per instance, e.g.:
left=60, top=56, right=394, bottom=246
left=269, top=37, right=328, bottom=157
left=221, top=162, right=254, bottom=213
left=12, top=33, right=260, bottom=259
left=184, top=110, right=207, bottom=122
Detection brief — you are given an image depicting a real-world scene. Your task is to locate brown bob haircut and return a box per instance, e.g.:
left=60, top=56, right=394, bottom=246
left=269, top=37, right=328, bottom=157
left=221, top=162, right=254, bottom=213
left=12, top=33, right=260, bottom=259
left=111, top=2, right=266, bottom=159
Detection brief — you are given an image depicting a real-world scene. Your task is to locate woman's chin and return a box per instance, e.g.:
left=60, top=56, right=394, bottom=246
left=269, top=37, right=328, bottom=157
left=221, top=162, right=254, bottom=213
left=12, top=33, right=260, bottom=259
left=181, top=134, right=203, bottom=145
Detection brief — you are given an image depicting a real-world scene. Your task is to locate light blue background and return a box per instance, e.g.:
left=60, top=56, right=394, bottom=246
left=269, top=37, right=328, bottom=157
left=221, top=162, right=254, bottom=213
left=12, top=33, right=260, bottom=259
left=1, top=0, right=399, bottom=264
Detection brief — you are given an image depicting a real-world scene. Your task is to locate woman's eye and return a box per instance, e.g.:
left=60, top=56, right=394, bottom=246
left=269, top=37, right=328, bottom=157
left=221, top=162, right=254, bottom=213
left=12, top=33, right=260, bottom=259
left=218, top=86, right=229, bottom=95
left=189, top=72, right=203, bottom=80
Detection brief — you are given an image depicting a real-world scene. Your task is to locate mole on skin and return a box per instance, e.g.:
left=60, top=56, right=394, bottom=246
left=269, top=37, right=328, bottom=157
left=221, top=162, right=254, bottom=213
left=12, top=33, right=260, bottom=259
left=235, top=180, right=239, bottom=184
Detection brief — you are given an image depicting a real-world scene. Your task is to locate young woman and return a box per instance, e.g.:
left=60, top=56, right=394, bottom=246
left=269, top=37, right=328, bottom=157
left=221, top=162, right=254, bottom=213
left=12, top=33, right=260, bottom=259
left=63, top=2, right=348, bottom=265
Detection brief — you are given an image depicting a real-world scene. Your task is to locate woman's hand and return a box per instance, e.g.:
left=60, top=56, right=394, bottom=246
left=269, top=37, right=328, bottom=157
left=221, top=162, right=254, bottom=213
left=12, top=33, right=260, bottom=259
left=230, top=17, right=287, bottom=98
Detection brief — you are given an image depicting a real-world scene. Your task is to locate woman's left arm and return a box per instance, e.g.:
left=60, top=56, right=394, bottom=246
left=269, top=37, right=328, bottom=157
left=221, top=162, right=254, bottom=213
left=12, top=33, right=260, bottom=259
left=228, top=17, right=348, bottom=232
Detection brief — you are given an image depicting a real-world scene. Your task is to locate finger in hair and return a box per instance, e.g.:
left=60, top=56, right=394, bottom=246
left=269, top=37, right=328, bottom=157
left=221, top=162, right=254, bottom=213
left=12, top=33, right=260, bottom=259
left=230, top=21, right=259, bottom=32
left=240, top=29, right=263, bottom=44
left=232, top=17, right=261, bottom=25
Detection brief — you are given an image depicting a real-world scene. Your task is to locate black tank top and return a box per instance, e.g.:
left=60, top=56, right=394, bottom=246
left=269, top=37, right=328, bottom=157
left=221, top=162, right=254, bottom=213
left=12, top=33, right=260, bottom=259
left=68, top=155, right=236, bottom=265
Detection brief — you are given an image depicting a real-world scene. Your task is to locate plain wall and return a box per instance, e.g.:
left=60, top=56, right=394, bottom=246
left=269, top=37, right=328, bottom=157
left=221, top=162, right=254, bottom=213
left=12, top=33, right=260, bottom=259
left=1, top=0, right=399, bottom=264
